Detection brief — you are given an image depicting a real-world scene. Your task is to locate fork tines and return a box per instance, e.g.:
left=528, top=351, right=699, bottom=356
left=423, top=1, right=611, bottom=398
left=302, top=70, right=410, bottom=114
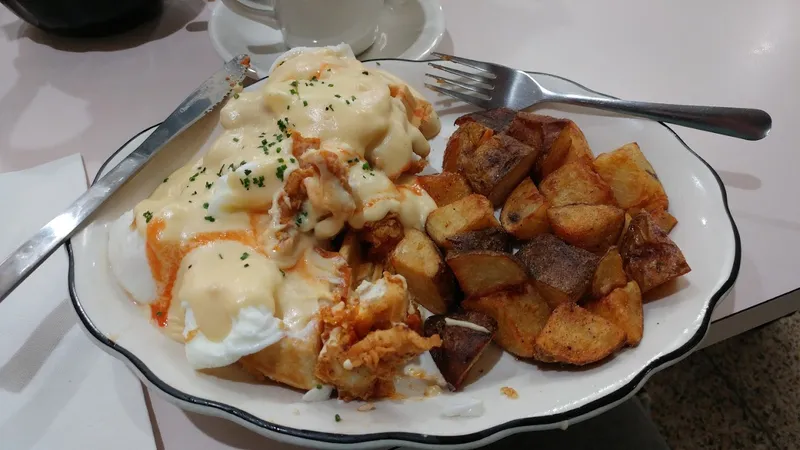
left=425, top=52, right=497, bottom=107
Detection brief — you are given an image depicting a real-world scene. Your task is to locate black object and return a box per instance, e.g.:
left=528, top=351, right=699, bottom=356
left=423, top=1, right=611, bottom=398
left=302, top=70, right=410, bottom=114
left=1, top=0, right=163, bottom=37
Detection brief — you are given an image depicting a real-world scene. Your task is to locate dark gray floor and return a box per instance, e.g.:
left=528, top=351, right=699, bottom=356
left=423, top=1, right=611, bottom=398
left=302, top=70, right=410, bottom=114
left=645, top=311, right=800, bottom=449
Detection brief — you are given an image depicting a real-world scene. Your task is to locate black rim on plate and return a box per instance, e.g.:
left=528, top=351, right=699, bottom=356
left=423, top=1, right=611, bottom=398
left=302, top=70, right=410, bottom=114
left=66, top=58, right=742, bottom=447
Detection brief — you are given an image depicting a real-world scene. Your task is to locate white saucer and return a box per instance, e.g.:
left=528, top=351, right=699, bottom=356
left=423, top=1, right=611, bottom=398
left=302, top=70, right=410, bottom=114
left=208, top=0, right=446, bottom=76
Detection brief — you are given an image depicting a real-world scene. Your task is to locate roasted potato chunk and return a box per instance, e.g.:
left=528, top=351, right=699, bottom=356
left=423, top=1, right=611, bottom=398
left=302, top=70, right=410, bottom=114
left=593, top=142, right=668, bottom=214
left=591, top=246, right=627, bottom=299
left=516, top=234, right=600, bottom=308
left=459, top=134, right=539, bottom=206
left=360, top=213, right=405, bottom=260
left=425, top=194, right=499, bottom=248
left=619, top=211, right=691, bottom=293
left=500, top=178, right=550, bottom=239
left=424, top=311, right=498, bottom=390
left=454, top=107, right=517, bottom=131
left=534, top=302, right=625, bottom=365
left=547, top=204, right=626, bottom=253
left=446, top=250, right=528, bottom=297
left=462, top=283, right=551, bottom=358
left=443, top=121, right=494, bottom=172
left=417, top=172, right=474, bottom=207
left=389, top=229, right=455, bottom=314
left=539, top=162, right=616, bottom=207
left=586, top=281, right=643, bottom=346
left=650, top=208, right=678, bottom=234
left=535, top=120, right=594, bottom=181
left=504, top=113, right=545, bottom=150
left=447, top=227, right=512, bottom=254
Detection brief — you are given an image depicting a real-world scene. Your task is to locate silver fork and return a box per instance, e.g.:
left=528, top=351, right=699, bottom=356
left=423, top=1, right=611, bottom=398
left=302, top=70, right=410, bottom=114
left=425, top=52, right=771, bottom=141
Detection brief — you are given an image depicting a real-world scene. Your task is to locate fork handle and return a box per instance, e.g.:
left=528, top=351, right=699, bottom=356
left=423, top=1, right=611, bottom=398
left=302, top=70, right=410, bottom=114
left=547, top=93, right=772, bottom=141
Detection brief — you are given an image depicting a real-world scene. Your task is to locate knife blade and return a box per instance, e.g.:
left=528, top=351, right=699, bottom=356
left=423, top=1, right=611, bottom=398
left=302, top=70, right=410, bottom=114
left=0, top=55, right=250, bottom=303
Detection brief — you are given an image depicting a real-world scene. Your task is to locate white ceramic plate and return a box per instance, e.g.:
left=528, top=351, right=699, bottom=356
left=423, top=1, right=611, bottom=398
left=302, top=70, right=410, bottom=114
left=68, top=59, right=740, bottom=449
left=209, top=0, right=446, bottom=76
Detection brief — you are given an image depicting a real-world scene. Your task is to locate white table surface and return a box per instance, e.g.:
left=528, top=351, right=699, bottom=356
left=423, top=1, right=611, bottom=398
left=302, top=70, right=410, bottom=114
left=1, top=0, right=798, bottom=448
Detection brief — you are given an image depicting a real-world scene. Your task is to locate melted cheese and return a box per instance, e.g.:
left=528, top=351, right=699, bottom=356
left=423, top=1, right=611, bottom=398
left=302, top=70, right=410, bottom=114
left=444, top=318, right=491, bottom=334
left=117, top=44, right=439, bottom=369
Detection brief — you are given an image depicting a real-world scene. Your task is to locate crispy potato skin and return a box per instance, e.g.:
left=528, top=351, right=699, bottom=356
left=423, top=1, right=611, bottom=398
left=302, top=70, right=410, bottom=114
left=586, top=281, right=643, bottom=346
left=425, top=194, right=499, bottom=248
left=500, top=178, right=550, bottom=239
left=593, top=142, right=668, bottom=214
left=535, top=120, right=594, bottom=181
left=534, top=302, right=625, bottom=365
left=547, top=204, right=626, bottom=253
left=539, top=162, right=616, bottom=207
left=516, top=234, right=600, bottom=308
left=447, top=227, right=512, bottom=254
left=462, top=283, right=551, bottom=358
left=417, top=172, right=474, bottom=207
left=459, top=134, right=540, bottom=206
left=619, top=211, right=691, bottom=293
left=650, top=208, right=678, bottom=234
left=389, top=229, right=455, bottom=314
left=424, top=311, right=498, bottom=390
left=443, top=121, right=494, bottom=172
left=446, top=250, right=529, bottom=297
left=591, top=246, right=628, bottom=299
left=454, top=107, right=517, bottom=131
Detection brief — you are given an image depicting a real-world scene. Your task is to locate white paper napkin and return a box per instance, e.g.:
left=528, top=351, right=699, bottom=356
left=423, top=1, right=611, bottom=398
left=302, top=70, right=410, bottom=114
left=0, top=154, right=156, bottom=450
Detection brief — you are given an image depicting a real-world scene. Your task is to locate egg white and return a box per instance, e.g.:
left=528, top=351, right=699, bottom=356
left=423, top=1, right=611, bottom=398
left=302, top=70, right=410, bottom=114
left=108, top=210, right=157, bottom=304
left=182, top=303, right=284, bottom=370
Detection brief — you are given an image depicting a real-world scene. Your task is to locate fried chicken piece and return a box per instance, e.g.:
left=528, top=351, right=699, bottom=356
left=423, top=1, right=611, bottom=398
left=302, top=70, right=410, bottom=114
left=315, top=325, right=440, bottom=401
left=352, top=273, right=408, bottom=339
left=360, top=213, right=405, bottom=260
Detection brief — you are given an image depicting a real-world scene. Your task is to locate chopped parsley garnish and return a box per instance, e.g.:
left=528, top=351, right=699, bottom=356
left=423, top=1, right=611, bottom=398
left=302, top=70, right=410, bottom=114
left=189, top=172, right=199, bottom=182
left=376, top=62, right=381, bottom=66
left=244, top=264, right=250, bottom=268
left=253, top=175, right=265, bottom=187
left=204, top=216, right=216, bottom=222
left=240, top=160, right=246, bottom=167
left=334, top=94, right=341, bottom=98
left=188, top=265, right=192, bottom=269
left=290, top=157, right=296, bottom=163
left=202, top=202, right=209, bottom=209
left=276, top=148, right=282, bottom=153
left=335, top=414, right=342, bottom=422
left=351, top=95, right=356, bottom=101
left=325, top=104, right=334, bottom=111
left=240, top=252, right=249, bottom=261
left=326, top=68, right=331, bottom=72
left=311, top=76, right=318, bottom=82
left=233, top=93, right=240, bottom=99
left=163, top=177, right=168, bottom=183
left=192, top=191, right=197, bottom=196
left=279, top=61, right=285, bottom=66
left=156, top=311, right=163, bottom=317
left=240, top=177, right=251, bottom=190
left=280, top=269, right=285, bottom=276
left=278, top=158, right=284, bottom=163
left=303, top=100, right=308, bottom=107
left=328, top=84, right=334, bottom=87
left=244, top=169, right=252, bottom=176
left=217, top=165, right=225, bottom=177
left=345, top=100, right=350, bottom=105
left=276, top=164, right=288, bottom=181
left=277, top=119, right=288, bottom=133
left=362, top=162, right=371, bottom=171
left=200, top=167, right=207, bottom=174
left=362, top=71, right=369, bottom=75
left=205, top=181, right=213, bottom=189
left=218, top=253, right=223, bottom=259
left=289, top=88, right=297, bottom=95
left=286, top=105, right=290, bottom=110
left=316, top=384, right=322, bottom=389
left=143, top=211, right=153, bottom=223
left=232, top=137, right=239, bottom=142
left=290, top=81, right=298, bottom=87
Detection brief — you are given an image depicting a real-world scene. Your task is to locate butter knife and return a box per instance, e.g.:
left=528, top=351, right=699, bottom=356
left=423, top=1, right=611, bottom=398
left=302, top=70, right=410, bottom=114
left=0, top=55, right=250, bottom=303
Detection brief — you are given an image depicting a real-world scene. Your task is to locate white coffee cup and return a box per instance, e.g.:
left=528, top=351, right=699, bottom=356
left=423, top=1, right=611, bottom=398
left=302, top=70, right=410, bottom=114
left=220, top=0, right=384, bottom=55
